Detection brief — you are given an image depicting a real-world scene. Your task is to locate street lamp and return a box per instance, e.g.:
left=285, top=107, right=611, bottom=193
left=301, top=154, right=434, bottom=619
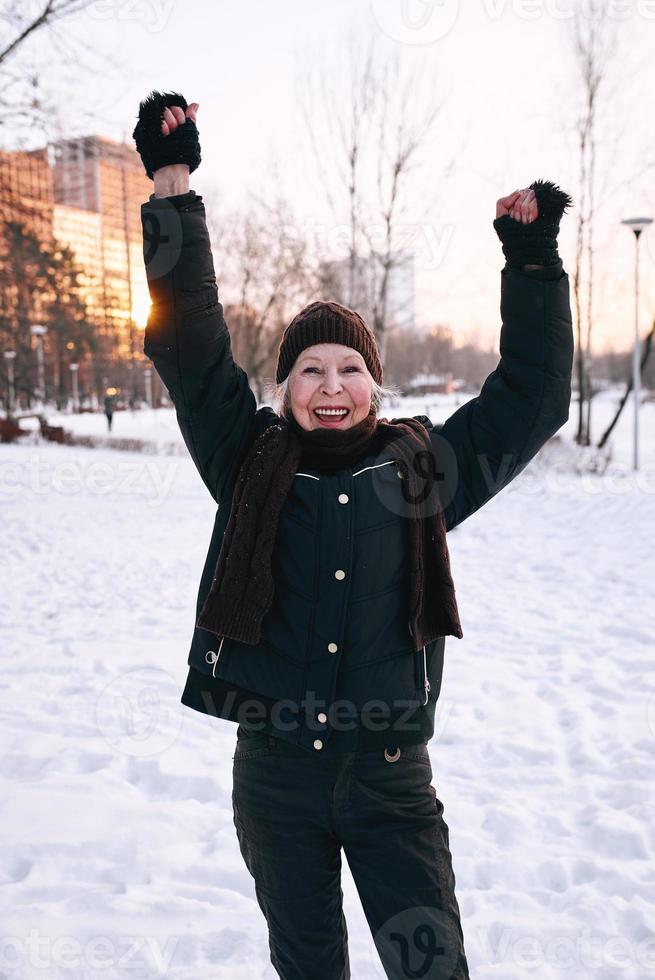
left=69, top=363, right=79, bottom=412
left=30, top=324, right=48, bottom=406
left=621, top=216, right=653, bottom=471
left=3, top=350, right=16, bottom=415
left=144, top=367, right=153, bottom=409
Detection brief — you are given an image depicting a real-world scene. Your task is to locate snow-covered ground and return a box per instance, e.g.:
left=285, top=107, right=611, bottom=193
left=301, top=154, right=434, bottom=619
left=33, top=384, right=655, bottom=467
left=2, top=390, right=654, bottom=979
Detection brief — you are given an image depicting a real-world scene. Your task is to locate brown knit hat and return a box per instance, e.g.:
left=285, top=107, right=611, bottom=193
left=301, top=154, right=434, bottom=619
left=275, top=300, right=383, bottom=385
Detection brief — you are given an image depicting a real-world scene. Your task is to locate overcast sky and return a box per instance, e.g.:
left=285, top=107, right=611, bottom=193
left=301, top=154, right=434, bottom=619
left=10, top=0, right=655, bottom=353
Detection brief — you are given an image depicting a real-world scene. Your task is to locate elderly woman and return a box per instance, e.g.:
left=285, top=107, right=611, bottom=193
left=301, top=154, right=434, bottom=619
left=133, top=92, right=573, bottom=980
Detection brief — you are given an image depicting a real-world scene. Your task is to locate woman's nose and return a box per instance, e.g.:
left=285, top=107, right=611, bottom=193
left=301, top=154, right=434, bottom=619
left=321, top=371, right=342, bottom=393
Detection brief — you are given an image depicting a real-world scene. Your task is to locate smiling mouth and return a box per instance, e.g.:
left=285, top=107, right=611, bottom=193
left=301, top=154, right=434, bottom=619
left=313, top=408, right=350, bottom=424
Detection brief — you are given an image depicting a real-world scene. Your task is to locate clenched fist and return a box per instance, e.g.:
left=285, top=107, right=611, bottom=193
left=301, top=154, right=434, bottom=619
left=493, top=179, right=573, bottom=269
left=132, top=91, right=201, bottom=182
left=160, top=101, right=199, bottom=135
left=496, top=187, right=538, bottom=224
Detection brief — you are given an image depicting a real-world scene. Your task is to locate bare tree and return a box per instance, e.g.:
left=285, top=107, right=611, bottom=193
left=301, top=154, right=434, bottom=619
left=0, top=0, right=123, bottom=240
left=568, top=10, right=618, bottom=446
left=368, top=50, right=452, bottom=362
left=0, top=0, right=126, bottom=151
left=0, top=0, right=92, bottom=66
left=597, top=318, right=655, bottom=449
left=0, top=217, right=95, bottom=407
left=299, top=30, right=455, bottom=366
left=205, top=189, right=314, bottom=402
left=300, top=34, right=375, bottom=313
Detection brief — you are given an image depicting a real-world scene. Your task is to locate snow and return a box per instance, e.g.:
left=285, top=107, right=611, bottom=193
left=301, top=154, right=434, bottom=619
left=33, top=383, right=655, bottom=468
left=2, top=390, right=654, bottom=979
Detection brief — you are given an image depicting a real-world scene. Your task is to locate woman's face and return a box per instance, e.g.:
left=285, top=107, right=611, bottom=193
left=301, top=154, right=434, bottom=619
left=287, top=343, right=373, bottom=431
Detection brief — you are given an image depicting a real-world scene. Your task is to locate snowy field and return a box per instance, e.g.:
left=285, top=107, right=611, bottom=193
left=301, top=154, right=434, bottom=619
left=2, top=390, right=655, bottom=979
left=30, top=385, right=655, bottom=468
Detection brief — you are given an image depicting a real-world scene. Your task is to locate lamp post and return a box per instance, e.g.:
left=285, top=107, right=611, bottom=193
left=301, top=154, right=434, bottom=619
left=3, top=350, right=16, bottom=415
left=144, top=367, right=153, bottom=409
left=69, top=363, right=79, bottom=412
left=30, top=324, right=48, bottom=406
left=621, top=217, right=653, bottom=471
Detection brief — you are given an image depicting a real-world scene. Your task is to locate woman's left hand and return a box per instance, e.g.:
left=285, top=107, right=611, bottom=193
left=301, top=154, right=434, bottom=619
left=496, top=187, right=538, bottom=224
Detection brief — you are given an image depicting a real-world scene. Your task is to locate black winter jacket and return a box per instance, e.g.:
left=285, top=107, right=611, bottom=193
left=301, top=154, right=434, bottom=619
left=141, top=190, right=574, bottom=754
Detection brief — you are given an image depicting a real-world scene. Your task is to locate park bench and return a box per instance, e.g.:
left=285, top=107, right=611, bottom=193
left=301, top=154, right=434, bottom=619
left=0, top=417, right=28, bottom=443
left=38, top=415, right=72, bottom=444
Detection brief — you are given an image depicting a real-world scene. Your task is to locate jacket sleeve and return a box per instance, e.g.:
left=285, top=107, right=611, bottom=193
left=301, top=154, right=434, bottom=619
left=140, top=190, right=259, bottom=502
left=429, top=259, right=573, bottom=532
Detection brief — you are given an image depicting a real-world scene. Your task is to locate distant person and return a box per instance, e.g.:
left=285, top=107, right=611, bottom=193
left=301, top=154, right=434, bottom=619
left=133, top=90, right=574, bottom=980
left=103, top=393, right=116, bottom=431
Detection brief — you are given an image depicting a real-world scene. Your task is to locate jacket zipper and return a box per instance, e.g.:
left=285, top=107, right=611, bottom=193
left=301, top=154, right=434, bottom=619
left=213, top=636, right=225, bottom=678
left=422, top=644, right=431, bottom=705
left=409, top=621, right=431, bottom=705
left=204, top=636, right=225, bottom=678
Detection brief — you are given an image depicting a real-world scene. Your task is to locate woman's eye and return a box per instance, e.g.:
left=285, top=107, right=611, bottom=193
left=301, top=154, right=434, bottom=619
left=302, top=366, right=360, bottom=373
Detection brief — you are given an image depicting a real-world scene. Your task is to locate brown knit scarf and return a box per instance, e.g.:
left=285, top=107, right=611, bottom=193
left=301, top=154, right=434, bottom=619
left=195, top=404, right=463, bottom=650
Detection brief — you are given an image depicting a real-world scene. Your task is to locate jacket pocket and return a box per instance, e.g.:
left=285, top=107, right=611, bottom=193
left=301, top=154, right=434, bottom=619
left=233, top=726, right=272, bottom=761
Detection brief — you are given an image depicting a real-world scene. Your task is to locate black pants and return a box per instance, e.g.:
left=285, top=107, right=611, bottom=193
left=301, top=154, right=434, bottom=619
left=232, top=725, right=470, bottom=979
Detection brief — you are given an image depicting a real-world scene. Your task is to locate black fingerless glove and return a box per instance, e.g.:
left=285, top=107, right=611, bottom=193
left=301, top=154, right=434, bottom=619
left=132, top=90, right=201, bottom=180
left=493, top=179, right=573, bottom=269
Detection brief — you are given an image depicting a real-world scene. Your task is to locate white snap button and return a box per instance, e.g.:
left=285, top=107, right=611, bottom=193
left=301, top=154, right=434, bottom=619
left=317, top=712, right=327, bottom=723
left=396, top=469, right=404, bottom=479
left=313, top=739, right=323, bottom=750
left=338, top=493, right=349, bottom=504
left=205, top=650, right=217, bottom=664
left=327, top=642, right=338, bottom=653
left=334, top=569, right=346, bottom=580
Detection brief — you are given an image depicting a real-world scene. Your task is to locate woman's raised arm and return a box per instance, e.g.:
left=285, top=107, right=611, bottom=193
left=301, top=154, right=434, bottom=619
left=427, top=180, right=574, bottom=532
left=133, top=93, right=262, bottom=503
